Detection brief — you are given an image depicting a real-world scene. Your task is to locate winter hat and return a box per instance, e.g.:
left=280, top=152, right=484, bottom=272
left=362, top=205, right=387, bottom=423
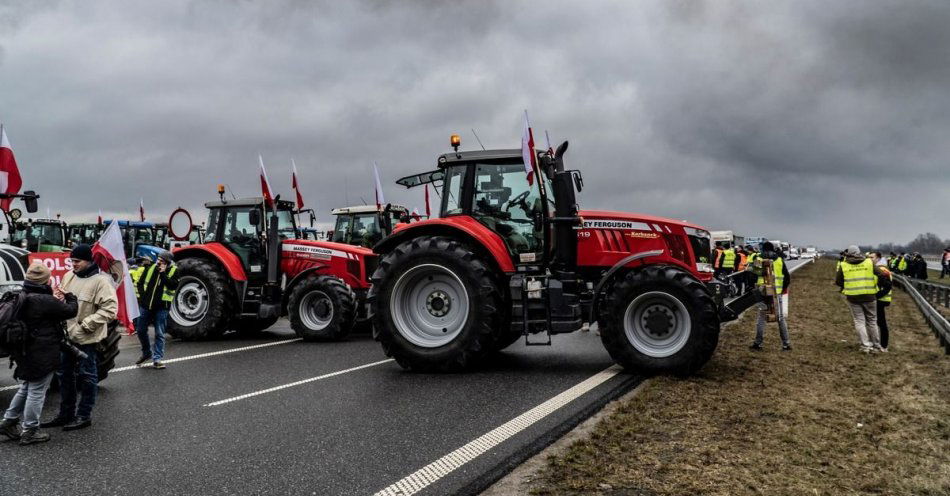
left=70, top=244, right=94, bottom=262
left=762, top=241, right=774, bottom=252
left=25, top=261, right=51, bottom=285
left=846, top=245, right=861, bottom=256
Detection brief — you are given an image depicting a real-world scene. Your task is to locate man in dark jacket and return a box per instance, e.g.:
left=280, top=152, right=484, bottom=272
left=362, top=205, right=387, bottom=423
left=136, top=251, right=178, bottom=369
left=0, top=262, right=78, bottom=445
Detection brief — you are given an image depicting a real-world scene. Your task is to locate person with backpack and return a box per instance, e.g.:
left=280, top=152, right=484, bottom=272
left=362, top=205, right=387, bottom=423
left=0, top=262, right=78, bottom=445
left=41, top=244, right=117, bottom=432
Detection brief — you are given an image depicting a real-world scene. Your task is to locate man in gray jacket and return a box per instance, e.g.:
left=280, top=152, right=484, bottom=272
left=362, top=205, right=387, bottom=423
left=42, top=244, right=118, bottom=431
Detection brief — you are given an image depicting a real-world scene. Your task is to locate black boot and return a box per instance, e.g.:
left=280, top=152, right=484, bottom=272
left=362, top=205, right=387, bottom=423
left=19, top=428, right=51, bottom=445
left=0, top=418, right=20, bottom=440
left=40, top=416, right=72, bottom=429
left=63, top=417, right=92, bottom=431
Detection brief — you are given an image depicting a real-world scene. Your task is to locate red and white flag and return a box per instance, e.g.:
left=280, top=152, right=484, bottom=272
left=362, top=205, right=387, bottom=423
left=373, top=161, right=385, bottom=210
left=521, top=110, right=537, bottom=185
left=139, top=198, right=145, bottom=221
left=424, top=183, right=431, bottom=218
left=0, top=125, right=23, bottom=212
left=92, top=221, right=140, bottom=334
left=291, top=158, right=305, bottom=210
left=259, top=154, right=275, bottom=207
left=411, top=207, right=421, bottom=221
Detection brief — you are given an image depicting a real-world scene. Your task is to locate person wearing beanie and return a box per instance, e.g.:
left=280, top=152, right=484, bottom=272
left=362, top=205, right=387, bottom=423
left=135, top=251, right=179, bottom=369
left=870, top=252, right=894, bottom=351
left=0, top=262, right=78, bottom=445
left=749, top=241, right=792, bottom=351
left=836, top=245, right=887, bottom=353
left=42, top=244, right=117, bottom=432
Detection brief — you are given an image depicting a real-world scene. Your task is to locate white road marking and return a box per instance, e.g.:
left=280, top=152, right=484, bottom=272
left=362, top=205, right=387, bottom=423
left=0, top=338, right=303, bottom=391
left=373, top=365, right=623, bottom=496
left=204, top=358, right=395, bottom=407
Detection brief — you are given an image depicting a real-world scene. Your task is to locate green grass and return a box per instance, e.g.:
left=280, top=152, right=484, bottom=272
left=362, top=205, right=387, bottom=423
left=530, top=259, right=950, bottom=496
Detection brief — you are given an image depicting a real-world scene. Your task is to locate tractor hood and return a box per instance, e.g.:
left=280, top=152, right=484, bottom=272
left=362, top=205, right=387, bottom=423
left=579, top=210, right=707, bottom=232
left=282, top=239, right=374, bottom=257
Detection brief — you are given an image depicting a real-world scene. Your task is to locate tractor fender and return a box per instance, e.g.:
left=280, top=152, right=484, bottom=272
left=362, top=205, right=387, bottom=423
left=284, top=265, right=332, bottom=299
left=172, top=243, right=248, bottom=282
left=589, top=249, right=665, bottom=323
left=374, top=218, right=515, bottom=274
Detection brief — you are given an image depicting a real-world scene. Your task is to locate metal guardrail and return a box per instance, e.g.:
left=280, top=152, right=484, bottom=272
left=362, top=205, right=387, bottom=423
left=893, top=274, right=950, bottom=354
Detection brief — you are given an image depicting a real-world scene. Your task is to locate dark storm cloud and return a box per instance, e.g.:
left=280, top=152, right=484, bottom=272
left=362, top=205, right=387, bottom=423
left=0, top=0, right=947, bottom=248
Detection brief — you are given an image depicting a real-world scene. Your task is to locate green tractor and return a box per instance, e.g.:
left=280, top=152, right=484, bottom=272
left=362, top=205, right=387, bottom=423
left=10, top=218, right=69, bottom=252
left=67, top=222, right=104, bottom=247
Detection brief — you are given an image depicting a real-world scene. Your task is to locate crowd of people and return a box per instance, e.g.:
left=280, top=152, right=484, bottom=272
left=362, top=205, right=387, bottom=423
left=884, top=250, right=934, bottom=280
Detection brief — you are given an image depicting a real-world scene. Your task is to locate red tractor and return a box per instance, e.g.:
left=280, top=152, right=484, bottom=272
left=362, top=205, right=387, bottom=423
left=167, top=193, right=376, bottom=341
left=369, top=139, right=742, bottom=375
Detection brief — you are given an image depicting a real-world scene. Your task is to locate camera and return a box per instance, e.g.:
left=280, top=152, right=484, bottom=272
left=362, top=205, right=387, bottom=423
left=61, top=339, right=88, bottom=361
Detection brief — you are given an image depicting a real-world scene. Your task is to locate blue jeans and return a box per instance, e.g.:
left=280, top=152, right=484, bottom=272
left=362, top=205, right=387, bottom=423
left=57, top=344, right=98, bottom=420
left=4, top=372, right=55, bottom=429
left=137, top=308, right=167, bottom=362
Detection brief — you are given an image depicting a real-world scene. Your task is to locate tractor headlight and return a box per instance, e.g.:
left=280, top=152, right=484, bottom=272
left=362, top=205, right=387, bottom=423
left=20, top=240, right=27, bottom=248
left=696, top=262, right=714, bottom=273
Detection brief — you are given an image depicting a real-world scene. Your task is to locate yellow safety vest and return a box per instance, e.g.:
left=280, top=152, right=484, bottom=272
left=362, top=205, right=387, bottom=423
left=142, top=265, right=178, bottom=303
left=130, top=266, right=146, bottom=298
left=878, top=267, right=892, bottom=303
left=898, top=258, right=907, bottom=271
left=721, top=249, right=736, bottom=269
left=841, top=258, right=877, bottom=296
left=756, top=257, right=785, bottom=293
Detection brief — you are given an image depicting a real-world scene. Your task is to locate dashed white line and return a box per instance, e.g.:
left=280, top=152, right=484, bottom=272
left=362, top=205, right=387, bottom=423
left=372, top=365, right=623, bottom=496
left=204, top=358, right=395, bottom=407
left=0, top=338, right=303, bottom=391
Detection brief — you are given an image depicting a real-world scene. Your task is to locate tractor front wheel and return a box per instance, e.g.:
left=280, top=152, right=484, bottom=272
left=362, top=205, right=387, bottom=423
left=288, top=275, right=355, bottom=341
left=168, top=258, right=235, bottom=340
left=370, top=236, right=503, bottom=372
left=599, top=265, right=719, bottom=376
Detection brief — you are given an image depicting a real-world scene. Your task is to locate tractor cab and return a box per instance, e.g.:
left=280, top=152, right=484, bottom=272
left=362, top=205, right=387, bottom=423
left=154, top=223, right=170, bottom=248
left=103, top=220, right=164, bottom=260
left=330, top=204, right=408, bottom=248
left=67, top=223, right=104, bottom=247
left=10, top=218, right=69, bottom=252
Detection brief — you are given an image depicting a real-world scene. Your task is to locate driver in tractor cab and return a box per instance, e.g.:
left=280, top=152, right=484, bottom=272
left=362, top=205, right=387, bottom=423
left=474, top=171, right=534, bottom=253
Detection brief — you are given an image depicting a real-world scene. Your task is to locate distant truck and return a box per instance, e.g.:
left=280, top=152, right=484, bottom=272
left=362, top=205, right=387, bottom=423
left=801, top=246, right=818, bottom=260
left=710, top=230, right=745, bottom=248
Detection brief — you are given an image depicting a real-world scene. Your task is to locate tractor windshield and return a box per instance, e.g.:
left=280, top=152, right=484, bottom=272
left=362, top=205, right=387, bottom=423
left=273, top=209, right=297, bottom=240
left=472, top=162, right=544, bottom=255
left=351, top=213, right=383, bottom=247
left=331, top=215, right=351, bottom=243
left=23, top=224, right=66, bottom=250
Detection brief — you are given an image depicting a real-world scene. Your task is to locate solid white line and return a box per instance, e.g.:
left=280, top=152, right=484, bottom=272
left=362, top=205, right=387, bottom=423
left=204, top=358, right=395, bottom=407
left=373, top=365, right=623, bottom=496
left=0, top=338, right=304, bottom=392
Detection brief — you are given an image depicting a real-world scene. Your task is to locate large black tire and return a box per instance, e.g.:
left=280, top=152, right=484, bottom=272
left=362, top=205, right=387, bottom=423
left=96, top=321, right=122, bottom=382
left=370, top=236, right=504, bottom=372
left=599, top=265, right=719, bottom=376
left=233, top=316, right=280, bottom=336
left=288, top=275, right=355, bottom=341
left=168, top=258, right=235, bottom=341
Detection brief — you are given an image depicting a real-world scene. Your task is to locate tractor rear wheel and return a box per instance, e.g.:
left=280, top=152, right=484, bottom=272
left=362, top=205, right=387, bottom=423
left=599, top=265, right=719, bottom=376
left=96, top=321, right=122, bottom=381
left=288, top=275, right=355, bottom=341
left=370, top=236, right=503, bottom=372
left=168, top=258, right=234, bottom=341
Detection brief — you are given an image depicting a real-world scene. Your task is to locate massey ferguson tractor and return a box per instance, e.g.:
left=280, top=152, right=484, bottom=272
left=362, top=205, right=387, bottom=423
left=368, top=137, right=744, bottom=375
left=167, top=191, right=376, bottom=341
left=329, top=204, right=409, bottom=248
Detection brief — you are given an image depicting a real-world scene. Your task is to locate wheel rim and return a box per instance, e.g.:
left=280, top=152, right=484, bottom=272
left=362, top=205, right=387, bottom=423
left=299, top=290, right=333, bottom=330
left=170, top=277, right=210, bottom=327
left=390, top=263, right=470, bottom=348
left=623, top=291, right=691, bottom=358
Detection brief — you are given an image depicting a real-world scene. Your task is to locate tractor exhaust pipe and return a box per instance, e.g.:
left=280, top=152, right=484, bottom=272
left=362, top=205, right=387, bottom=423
left=259, top=208, right=282, bottom=320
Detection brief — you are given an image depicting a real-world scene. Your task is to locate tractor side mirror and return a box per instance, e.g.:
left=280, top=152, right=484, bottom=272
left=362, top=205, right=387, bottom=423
left=248, top=209, right=261, bottom=226
left=571, top=171, right=584, bottom=192
left=23, top=191, right=38, bottom=213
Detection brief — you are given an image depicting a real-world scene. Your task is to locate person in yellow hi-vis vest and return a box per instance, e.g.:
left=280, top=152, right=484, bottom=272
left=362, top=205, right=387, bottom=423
left=135, top=251, right=179, bottom=369
left=129, top=256, right=153, bottom=365
left=870, top=252, right=894, bottom=351
left=836, top=245, right=888, bottom=353
left=750, top=241, right=791, bottom=351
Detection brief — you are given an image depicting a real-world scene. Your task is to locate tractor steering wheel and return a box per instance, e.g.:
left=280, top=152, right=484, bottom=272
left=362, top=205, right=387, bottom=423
left=505, top=190, right=531, bottom=212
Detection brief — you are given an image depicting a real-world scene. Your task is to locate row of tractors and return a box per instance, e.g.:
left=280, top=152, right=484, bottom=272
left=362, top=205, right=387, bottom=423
left=164, top=138, right=756, bottom=376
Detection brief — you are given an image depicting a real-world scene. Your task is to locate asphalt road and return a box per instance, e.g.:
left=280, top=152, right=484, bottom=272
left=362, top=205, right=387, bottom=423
left=0, top=260, right=807, bottom=496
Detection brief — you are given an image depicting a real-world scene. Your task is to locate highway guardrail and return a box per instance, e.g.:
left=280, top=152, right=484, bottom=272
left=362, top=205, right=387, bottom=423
left=893, top=274, right=950, bottom=354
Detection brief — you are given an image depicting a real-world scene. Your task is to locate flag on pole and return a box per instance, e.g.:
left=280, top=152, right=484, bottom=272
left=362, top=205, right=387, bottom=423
left=97, top=209, right=103, bottom=225
left=0, top=125, right=23, bottom=212
left=259, top=154, right=275, bottom=207
left=521, top=110, right=537, bottom=185
left=291, top=158, right=305, bottom=210
left=424, top=184, right=431, bottom=218
left=139, top=198, right=145, bottom=221
left=545, top=130, right=554, bottom=155
left=92, top=221, right=140, bottom=334
left=411, top=207, right=421, bottom=221
left=373, top=161, right=385, bottom=210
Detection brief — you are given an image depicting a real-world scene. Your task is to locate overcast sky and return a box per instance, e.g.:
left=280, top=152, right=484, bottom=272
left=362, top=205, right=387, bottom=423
left=1, top=0, right=948, bottom=248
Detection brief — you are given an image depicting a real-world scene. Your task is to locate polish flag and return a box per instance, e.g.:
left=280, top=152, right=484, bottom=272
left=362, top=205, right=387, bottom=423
left=139, top=198, right=145, bottom=221
left=424, top=184, right=431, bottom=218
left=411, top=207, right=421, bottom=221
left=92, top=221, right=140, bottom=334
left=259, top=154, right=275, bottom=207
left=521, top=110, right=537, bottom=186
left=373, top=161, right=385, bottom=210
left=0, top=125, right=23, bottom=212
left=291, top=159, right=305, bottom=210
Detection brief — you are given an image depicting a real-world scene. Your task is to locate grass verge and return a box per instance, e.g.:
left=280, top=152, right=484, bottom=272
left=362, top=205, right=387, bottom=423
left=530, top=259, right=950, bottom=496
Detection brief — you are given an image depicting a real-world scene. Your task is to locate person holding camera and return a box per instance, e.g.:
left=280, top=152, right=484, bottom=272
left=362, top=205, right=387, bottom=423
left=0, top=262, right=78, bottom=445
left=136, top=251, right=178, bottom=369
left=42, top=244, right=117, bottom=432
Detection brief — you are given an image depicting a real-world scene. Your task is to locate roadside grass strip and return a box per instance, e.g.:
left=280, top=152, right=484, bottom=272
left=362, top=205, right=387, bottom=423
left=0, top=338, right=303, bottom=392
left=204, top=358, right=395, bottom=407
left=373, top=365, right=622, bottom=496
